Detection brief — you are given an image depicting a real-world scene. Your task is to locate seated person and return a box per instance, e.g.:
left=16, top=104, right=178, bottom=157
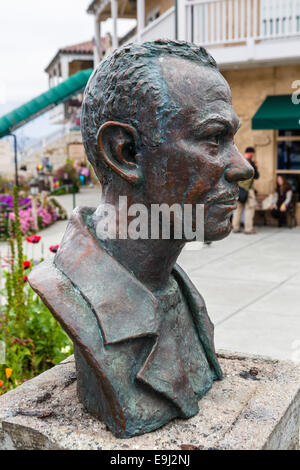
left=270, top=175, right=293, bottom=227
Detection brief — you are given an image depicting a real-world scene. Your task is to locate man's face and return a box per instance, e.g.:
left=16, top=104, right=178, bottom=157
left=140, top=57, right=252, bottom=242
left=245, top=152, right=255, bottom=160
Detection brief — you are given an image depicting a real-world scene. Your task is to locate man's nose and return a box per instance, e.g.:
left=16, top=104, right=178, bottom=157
left=224, top=146, right=254, bottom=183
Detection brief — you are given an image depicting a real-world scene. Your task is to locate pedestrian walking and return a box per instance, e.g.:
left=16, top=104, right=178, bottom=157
left=232, top=147, right=259, bottom=234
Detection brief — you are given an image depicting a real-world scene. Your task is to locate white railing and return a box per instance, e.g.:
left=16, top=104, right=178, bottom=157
left=186, top=0, right=300, bottom=46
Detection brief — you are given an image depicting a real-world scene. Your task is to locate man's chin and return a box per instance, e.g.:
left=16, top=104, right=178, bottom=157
left=204, top=218, right=232, bottom=242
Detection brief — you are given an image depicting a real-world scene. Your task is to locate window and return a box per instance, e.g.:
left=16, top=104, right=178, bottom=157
left=276, top=129, right=300, bottom=199
left=278, top=129, right=300, bottom=137
left=146, top=6, right=160, bottom=25
left=277, top=141, right=300, bottom=170
left=277, top=130, right=300, bottom=170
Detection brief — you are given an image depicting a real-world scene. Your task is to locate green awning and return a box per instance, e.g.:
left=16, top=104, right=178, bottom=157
left=0, top=68, right=93, bottom=138
left=252, top=94, right=300, bottom=130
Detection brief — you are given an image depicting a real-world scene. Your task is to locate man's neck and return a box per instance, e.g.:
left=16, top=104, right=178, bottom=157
left=92, top=195, right=185, bottom=292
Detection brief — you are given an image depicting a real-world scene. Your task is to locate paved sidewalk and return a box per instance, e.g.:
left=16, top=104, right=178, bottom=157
left=178, top=227, right=300, bottom=361
left=2, top=186, right=299, bottom=362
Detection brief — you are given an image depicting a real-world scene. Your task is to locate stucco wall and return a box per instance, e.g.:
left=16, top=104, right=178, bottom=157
left=145, top=0, right=173, bottom=18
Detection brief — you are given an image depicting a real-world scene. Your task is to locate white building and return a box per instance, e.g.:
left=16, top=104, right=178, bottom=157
left=88, top=0, right=300, bottom=70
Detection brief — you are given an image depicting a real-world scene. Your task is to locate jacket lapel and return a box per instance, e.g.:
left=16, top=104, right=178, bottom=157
left=136, top=322, right=199, bottom=417
left=137, top=264, right=223, bottom=416
left=173, top=264, right=223, bottom=380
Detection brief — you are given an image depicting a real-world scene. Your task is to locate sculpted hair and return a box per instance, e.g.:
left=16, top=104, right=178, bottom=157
left=81, top=39, right=217, bottom=185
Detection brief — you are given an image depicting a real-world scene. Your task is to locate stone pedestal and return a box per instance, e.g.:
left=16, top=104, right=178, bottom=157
left=0, top=351, right=299, bottom=450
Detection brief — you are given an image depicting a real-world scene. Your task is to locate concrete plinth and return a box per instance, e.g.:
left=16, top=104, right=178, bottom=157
left=0, top=351, right=299, bottom=450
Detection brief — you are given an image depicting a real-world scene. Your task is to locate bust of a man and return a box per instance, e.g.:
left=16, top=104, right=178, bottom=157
left=29, top=40, right=253, bottom=438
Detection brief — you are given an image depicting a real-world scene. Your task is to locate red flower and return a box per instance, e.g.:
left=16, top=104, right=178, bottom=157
left=49, top=244, right=59, bottom=253
left=0, top=380, right=3, bottom=387
left=12, top=337, right=32, bottom=346
left=26, top=235, right=41, bottom=244
left=23, top=276, right=28, bottom=283
left=24, top=339, right=33, bottom=344
left=23, top=261, right=31, bottom=270
left=12, top=338, right=21, bottom=344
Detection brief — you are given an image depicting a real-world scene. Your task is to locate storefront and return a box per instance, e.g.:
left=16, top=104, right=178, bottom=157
left=222, top=65, right=300, bottom=225
left=252, top=94, right=300, bottom=212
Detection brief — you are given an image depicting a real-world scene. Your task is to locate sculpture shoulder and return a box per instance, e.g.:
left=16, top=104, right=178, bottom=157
left=28, top=258, right=64, bottom=301
left=28, top=259, right=103, bottom=350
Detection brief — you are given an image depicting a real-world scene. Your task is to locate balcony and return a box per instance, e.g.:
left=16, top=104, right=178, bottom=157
left=186, top=0, right=300, bottom=45
left=132, top=0, right=300, bottom=69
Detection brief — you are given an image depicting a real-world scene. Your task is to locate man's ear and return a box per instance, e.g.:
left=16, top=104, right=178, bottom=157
left=97, top=121, right=143, bottom=185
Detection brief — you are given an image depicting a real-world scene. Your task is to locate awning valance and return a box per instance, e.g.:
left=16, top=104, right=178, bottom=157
left=252, top=94, right=300, bottom=130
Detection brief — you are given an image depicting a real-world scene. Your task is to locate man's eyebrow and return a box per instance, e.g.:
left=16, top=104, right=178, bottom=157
left=192, top=116, right=241, bottom=133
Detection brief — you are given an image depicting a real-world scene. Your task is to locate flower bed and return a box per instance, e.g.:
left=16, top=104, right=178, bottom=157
left=0, top=187, right=72, bottom=394
left=0, top=194, right=67, bottom=240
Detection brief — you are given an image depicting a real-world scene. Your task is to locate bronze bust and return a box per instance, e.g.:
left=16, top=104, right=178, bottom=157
left=29, top=40, right=253, bottom=438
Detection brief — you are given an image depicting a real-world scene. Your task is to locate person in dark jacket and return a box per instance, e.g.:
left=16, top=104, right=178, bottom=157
left=232, top=147, right=260, bottom=234
left=270, top=175, right=293, bottom=227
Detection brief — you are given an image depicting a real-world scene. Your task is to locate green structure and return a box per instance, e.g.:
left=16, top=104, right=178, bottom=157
left=0, top=68, right=93, bottom=138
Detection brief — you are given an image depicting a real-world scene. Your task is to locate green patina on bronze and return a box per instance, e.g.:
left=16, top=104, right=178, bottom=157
left=29, top=40, right=253, bottom=438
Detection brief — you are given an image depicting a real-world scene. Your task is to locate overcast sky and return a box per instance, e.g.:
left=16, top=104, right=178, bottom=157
left=0, top=0, right=134, bottom=104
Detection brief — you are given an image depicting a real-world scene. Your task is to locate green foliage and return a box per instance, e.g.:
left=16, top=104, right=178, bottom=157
left=49, top=197, right=68, bottom=219
left=0, top=186, right=73, bottom=394
left=54, top=162, right=79, bottom=187
left=49, top=184, right=79, bottom=196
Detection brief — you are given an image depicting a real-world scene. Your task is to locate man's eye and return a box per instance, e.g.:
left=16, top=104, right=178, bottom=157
left=206, top=135, right=220, bottom=145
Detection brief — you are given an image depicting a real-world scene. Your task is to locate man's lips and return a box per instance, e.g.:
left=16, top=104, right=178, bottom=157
left=215, top=200, right=237, bottom=211
left=215, top=198, right=237, bottom=206
left=206, top=192, right=239, bottom=207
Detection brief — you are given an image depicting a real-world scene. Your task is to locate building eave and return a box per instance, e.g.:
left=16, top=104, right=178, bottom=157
left=45, top=41, right=95, bottom=74
left=87, top=0, right=99, bottom=14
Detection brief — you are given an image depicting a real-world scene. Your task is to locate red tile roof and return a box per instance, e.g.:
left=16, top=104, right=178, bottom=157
left=60, top=40, right=95, bottom=54
left=45, top=39, right=107, bottom=73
